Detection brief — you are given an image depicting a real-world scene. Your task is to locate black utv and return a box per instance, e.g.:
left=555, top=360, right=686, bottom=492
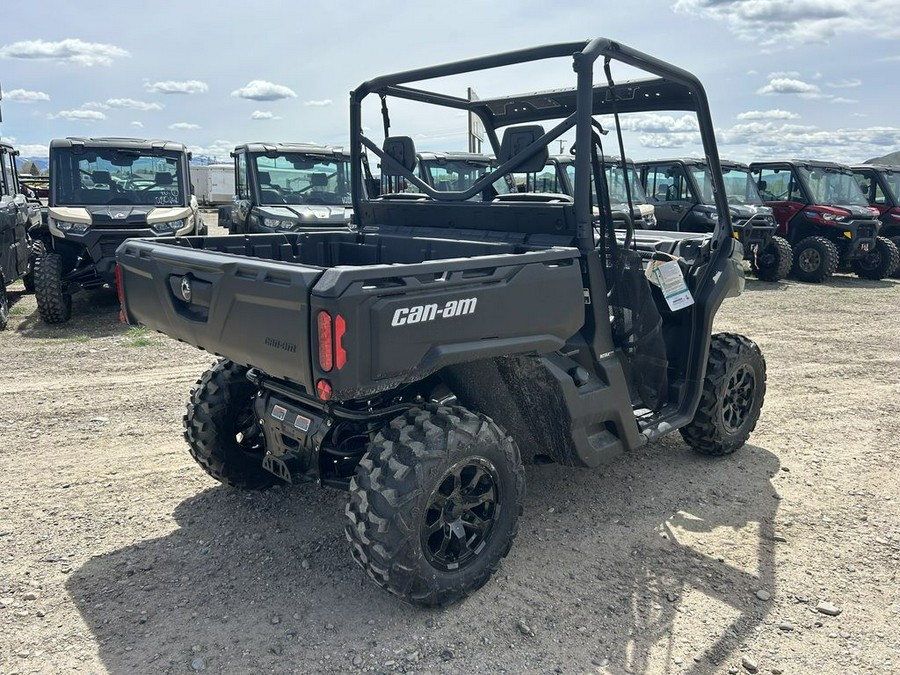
left=33, top=137, right=203, bottom=324
left=750, top=160, right=897, bottom=282
left=850, top=164, right=900, bottom=278
left=221, top=143, right=357, bottom=234
left=1, top=140, right=40, bottom=329
left=637, top=159, right=790, bottom=281
left=117, top=38, right=766, bottom=606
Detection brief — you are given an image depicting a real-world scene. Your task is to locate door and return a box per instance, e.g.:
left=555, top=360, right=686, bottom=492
left=752, top=166, right=804, bottom=237
left=231, top=151, right=251, bottom=233
left=641, top=163, right=693, bottom=230
left=0, top=148, right=30, bottom=279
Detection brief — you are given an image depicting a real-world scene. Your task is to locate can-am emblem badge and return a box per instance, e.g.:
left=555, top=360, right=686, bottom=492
left=112, top=211, right=127, bottom=219
left=180, top=277, right=192, bottom=301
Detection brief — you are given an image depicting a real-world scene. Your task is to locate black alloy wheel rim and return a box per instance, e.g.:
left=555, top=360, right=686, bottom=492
left=422, top=457, right=501, bottom=571
left=722, top=364, right=756, bottom=433
left=798, top=248, right=821, bottom=273
left=859, top=249, right=881, bottom=271
left=234, top=395, right=265, bottom=457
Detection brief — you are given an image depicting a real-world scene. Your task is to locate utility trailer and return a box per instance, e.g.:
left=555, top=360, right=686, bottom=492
left=118, top=39, right=766, bottom=606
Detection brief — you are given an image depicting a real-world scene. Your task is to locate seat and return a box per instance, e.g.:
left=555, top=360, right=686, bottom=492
left=498, top=125, right=548, bottom=173
left=91, top=170, right=112, bottom=186
left=155, top=172, right=174, bottom=186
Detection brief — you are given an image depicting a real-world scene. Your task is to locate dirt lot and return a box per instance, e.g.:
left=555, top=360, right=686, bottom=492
left=1, top=214, right=899, bottom=675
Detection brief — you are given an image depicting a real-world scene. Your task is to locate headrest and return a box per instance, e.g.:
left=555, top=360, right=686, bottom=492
left=91, top=170, right=112, bottom=184
left=381, top=136, right=416, bottom=176
left=155, top=172, right=173, bottom=186
left=257, top=171, right=271, bottom=184
left=310, top=172, right=329, bottom=187
left=498, top=125, right=548, bottom=174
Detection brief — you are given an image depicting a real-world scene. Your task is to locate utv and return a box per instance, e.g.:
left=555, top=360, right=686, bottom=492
left=637, top=159, right=791, bottom=281
left=0, top=140, right=40, bottom=328
left=117, top=38, right=766, bottom=606
left=33, top=137, right=203, bottom=324
left=850, top=164, right=900, bottom=278
left=221, top=143, right=357, bottom=234
left=750, top=160, right=896, bottom=282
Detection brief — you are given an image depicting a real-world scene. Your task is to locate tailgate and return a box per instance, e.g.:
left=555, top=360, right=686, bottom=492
left=117, top=239, right=322, bottom=390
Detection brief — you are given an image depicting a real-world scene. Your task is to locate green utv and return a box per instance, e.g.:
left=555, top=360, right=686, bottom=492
left=117, top=39, right=766, bottom=606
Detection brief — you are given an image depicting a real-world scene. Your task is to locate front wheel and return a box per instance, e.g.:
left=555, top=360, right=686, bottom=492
left=183, top=359, right=278, bottom=490
left=791, top=236, right=838, bottom=283
left=751, top=235, right=793, bottom=281
left=34, top=251, right=72, bottom=324
left=346, top=405, right=525, bottom=607
left=0, top=282, right=9, bottom=330
left=889, top=236, right=900, bottom=278
left=21, top=240, right=45, bottom=294
left=681, top=333, right=767, bottom=456
left=851, top=236, right=899, bottom=280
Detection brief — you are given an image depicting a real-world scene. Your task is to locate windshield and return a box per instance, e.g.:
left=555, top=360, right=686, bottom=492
left=421, top=159, right=493, bottom=192
left=800, top=167, right=868, bottom=206
left=687, top=165, right=716, bottom=204
left=254, top=154, right=351, bottom=206
left=604, top=163, right=650, bottom=205
left=881, top=170, right=900, bottom=202
left=493, top=162, right=563, bottom=195
left=51, top=148, right=186, bottom=207
left=721, top=167, right=763, bottom=205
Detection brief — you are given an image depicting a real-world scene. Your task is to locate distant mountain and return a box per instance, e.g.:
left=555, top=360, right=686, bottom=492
left=865, top=151, right=900, bottom=165
left=16, top=156, right=49, bottom=175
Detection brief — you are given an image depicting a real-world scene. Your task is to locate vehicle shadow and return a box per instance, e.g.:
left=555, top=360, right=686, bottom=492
left=14, top=286, right=128, bottom=340
left=742, top=279, right=790, bottom=292
left=66, top=436, right=781, bottom=674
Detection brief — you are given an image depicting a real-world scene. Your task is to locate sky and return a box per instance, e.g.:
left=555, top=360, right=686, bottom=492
left=1, top=0, right=899, bottom=165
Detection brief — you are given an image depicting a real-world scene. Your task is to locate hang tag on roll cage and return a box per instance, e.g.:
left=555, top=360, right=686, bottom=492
left=646, top=258, right=694, bottom=312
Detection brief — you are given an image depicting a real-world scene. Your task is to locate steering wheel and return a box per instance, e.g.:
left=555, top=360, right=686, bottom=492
left=305, top=196, right=326, bottom=205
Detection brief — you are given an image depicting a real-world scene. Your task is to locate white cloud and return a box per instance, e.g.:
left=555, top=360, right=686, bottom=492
left=830, top=97, right=858, bottom=104
left=4, top=88, right=50, bottom=103
left=674, top=0, right=900, bottom=45
left=250, top=110, right=281, bottom=120
left=51, top=109, right=106, bottom=121
left=737, top=109, right=800, bottom=121
left=144, top=80, right=208, bottom=95
left=130, top=121, right=144, bottom=128
left=757, top=77, right=822, bottom=97
left=304, top=99, right=333, bottom=107
left=231, top=80, right=297, bottom=101
left=637, top=132, right=701, bottom=149
left=82, top=101, right=111, bottom=110
left=615, top=113, right=699, bottom=133
left=105, top=98, right=163, bottom=111
left=0, top=38, right=128, bottom=66
left=827, top=78, right=862, bottom=89
left=5, top=138, right=50, bottom=157
left=169, top=122, right=200, bottom=130
left=188, top=140, right=238, bottom=160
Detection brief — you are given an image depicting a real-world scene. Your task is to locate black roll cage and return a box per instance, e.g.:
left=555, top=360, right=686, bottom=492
left=349, top=38, right=732, bottom=256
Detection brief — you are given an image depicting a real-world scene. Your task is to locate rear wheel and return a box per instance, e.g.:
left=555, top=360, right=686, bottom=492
left=183, top=359, right=278, bottom=490
left=346, top=405, right=525, bottom=607
left=34, top=251, right=72, bottom=324
left=890, top=236, right=900, bottom=278
left=791, top=236, right=838, bottom=283
left=681, top=333, right=766, bottom=456
left=851, top=236, right=899, bottom=279
left=21, top=240, right=45, bottom=294
left=751, top=235, right=792, bottom=281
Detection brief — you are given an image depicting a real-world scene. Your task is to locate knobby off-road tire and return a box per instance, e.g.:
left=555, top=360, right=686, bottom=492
left=791, top=236, right=838, bottom=283
left=681, top=333, right=767, bottom=456
left=34, top=251, right=72, bottom=324
left=851, top=236, right=899, bottom=280
left=889, top=236, right=900, bottom=278
left=183, top=359, right=278, bottom=490
left=751, top=235, right=793, bottom=282
left=346, top=405, right=525, bottom=607
left=0, top=282, right=9, bottom=330
left=21, top=240, right=45, bottom=294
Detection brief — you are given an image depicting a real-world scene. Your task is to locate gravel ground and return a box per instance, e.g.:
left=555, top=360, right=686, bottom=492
left=1, top=213, right=899, bottom=674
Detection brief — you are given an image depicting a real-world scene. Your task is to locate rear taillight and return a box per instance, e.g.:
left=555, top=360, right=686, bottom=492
left=317, top=311, right=333, bottom=372
left=317, top=311, right=348, bottom=373
left=114, top=264, right=127, bottom=324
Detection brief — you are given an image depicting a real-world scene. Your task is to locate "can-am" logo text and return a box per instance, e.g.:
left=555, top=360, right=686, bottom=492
left=391, top=297, right=478, bottom=327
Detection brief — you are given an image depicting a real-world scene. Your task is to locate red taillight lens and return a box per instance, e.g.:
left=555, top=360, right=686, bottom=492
left=334, top=315, right=346, bottom=370
left=114, top=264, right=127, bottom=324
left=316, top=379, right=333, bottom=401
left=317, top=311, right=333, bottom=372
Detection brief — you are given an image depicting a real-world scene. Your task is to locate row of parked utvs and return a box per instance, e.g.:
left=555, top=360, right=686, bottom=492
left=1, top=39, right=895, bottom=606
